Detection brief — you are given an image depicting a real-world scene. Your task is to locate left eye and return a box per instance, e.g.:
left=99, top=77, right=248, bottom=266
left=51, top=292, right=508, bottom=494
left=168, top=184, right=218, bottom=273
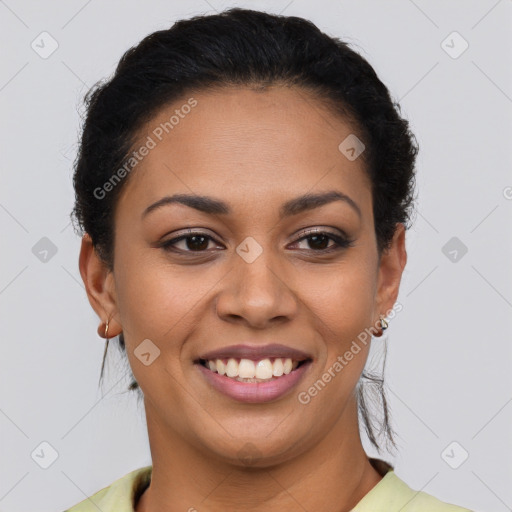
left=290, top=230, right=354, bottom=252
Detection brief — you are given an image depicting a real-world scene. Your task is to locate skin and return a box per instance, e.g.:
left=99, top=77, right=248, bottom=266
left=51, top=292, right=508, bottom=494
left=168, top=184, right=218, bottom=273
left=79, top=85, right=407, bottom=511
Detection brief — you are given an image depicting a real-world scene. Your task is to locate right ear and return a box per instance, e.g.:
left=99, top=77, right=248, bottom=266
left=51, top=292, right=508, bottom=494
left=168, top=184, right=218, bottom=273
left=78, top=233, right=123, bottom=339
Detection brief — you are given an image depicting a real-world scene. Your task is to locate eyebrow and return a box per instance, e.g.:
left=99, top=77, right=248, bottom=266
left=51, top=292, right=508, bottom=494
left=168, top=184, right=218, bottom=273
left=141, top=190, right=362, bottom=220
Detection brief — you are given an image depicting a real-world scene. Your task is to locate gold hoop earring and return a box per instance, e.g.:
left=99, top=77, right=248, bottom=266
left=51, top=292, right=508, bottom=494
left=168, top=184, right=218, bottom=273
left=379, top=315, right=388, bottom=332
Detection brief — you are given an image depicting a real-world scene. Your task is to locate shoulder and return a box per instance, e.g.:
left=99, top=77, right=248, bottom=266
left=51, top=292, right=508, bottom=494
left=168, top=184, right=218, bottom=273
left=63, top=466, right=152, bottom=512
left=351, top=468, right=474, bottom=512
left=385, top=472, right=473, bottom=511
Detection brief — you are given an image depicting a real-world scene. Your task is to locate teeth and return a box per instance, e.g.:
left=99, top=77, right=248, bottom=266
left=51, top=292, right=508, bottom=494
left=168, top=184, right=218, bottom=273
left=239, top=358, right=256, bottom=379
left=203, top=357, right=300, bottom=380
left=255, top=359, right=273, bottom=379
left=226, top=358, right=238, bottom=378
left=273, top=358, right=284, bottom=376
left=216, top=359, right=226, bottom=376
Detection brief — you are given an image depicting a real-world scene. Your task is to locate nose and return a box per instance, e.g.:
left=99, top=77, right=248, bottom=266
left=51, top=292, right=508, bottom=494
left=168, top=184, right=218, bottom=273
left=215, top=245, right=298, bottom=329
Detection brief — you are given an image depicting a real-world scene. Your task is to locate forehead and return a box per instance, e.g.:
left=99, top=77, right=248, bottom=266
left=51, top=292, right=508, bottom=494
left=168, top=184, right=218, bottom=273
left=118, top=86, right=372, bottom=218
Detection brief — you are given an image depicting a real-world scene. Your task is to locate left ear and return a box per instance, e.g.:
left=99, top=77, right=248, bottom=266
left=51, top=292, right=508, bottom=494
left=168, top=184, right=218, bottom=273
left=374, top=223, right=407, bottom=323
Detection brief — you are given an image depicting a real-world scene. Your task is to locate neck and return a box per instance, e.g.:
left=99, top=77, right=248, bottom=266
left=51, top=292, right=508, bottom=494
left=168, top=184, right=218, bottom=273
left=136, top=397, right=383, bottom=512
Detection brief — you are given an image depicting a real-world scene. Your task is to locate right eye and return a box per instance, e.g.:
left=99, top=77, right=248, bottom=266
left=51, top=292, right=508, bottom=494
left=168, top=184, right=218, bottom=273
left=160, top=231, right=224, bottom=253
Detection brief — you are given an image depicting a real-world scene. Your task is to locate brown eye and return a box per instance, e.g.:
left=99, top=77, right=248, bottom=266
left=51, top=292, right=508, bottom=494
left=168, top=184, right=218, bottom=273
left=292, top=230, right=354, bottom=253
left=182, top=235, right=210, bottom=251
left=303, top=233, right=331, bottom=250
left=159, top=231, right=223, bottom=253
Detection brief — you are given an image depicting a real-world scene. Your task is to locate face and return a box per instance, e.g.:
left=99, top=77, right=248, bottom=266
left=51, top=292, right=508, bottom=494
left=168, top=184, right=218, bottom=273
left=80, top=85, right=406, bottom=467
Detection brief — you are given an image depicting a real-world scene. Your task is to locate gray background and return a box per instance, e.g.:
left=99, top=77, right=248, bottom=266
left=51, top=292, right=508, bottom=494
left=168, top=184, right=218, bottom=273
left=1, top=1, right=511, bottom=511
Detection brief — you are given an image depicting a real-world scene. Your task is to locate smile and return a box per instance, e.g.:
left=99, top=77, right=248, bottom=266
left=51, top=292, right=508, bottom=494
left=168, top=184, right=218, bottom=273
left=200, top=357, right=304, bottom=382
left=194, top=344, right=313, bottom=403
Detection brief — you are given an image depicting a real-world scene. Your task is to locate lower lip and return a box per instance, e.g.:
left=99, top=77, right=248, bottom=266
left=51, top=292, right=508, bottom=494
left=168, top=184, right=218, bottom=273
left=196, top=361, right=312, bottom=403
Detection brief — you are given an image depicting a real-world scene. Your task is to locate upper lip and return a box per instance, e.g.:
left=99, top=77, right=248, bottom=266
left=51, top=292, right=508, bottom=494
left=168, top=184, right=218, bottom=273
left=197, top=343, right=312, bottom=362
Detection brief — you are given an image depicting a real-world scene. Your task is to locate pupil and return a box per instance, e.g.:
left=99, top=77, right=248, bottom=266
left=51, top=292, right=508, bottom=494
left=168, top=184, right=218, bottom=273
left=187, top=235, right=209, bottom=251
left=309, top=234, right=328, bottom=250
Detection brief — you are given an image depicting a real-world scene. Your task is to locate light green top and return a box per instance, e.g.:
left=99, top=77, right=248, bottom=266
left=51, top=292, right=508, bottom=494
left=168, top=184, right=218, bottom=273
left=64, top=460, right=474, bottom=512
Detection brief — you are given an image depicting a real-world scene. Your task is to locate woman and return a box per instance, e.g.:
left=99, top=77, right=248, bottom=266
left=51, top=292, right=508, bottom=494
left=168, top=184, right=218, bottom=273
left=65, top=8, right=473, bottom=512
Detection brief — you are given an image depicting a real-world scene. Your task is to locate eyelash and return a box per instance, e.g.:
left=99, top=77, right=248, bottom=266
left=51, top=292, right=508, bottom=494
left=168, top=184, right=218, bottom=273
left=159, top=229, right=355, bottom=255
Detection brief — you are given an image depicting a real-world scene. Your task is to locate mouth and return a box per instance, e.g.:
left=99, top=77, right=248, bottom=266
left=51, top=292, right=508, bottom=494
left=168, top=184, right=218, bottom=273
left=194, top=344, right=313, bottom=403
left=197, top=357, right=310, bottom=383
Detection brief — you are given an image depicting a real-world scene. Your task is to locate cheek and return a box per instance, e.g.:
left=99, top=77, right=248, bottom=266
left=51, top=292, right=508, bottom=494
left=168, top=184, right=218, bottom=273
left=300, top=251, right=376, bottom=388
left=112, top=255, right=196, bottom=406
left=300, top=269, right=374, bottom=414
left=308, top=261, right=376, bottom=336
left=112, top=246, right=219, bottom=350
left=111, top=245, right=182, bottom=345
